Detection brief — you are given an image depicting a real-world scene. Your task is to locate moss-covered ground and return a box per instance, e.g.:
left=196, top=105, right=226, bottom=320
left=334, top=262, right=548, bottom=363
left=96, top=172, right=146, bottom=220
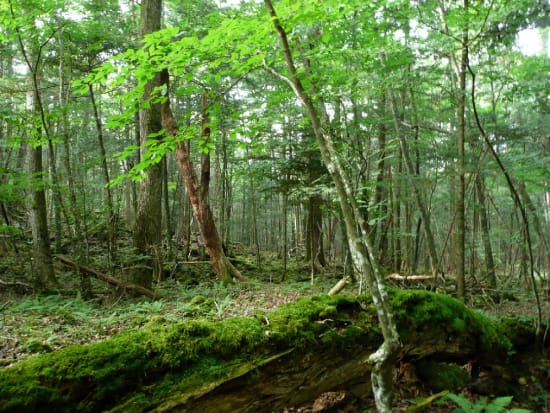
left=1, top=258, right=549, bottom=412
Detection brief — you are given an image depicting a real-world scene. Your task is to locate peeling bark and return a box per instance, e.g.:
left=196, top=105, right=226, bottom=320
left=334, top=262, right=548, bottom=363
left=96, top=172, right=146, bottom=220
left=159, top=72, right=244, bottom=281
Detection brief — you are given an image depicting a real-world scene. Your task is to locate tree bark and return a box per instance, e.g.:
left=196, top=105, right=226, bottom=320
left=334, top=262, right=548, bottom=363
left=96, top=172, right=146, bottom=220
left=132, top=0, right=164, bottom=289
left=305, top=147, right=326, bottom=270
left=28, top=141, right=58, bottom=289
left=159, top=73, right=244, bottom=281
left=475, top=173, right=497, bottom=288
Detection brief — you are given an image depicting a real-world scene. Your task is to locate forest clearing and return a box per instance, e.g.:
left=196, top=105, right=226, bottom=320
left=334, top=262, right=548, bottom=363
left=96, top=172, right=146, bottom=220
left=1, top=0, right=549, bottom=411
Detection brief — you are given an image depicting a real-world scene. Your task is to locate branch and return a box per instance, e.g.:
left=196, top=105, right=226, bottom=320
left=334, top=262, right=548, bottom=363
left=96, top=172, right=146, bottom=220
left=262, top=59, right=301, bottom=98
left=56, top=255, right=160, bottom=300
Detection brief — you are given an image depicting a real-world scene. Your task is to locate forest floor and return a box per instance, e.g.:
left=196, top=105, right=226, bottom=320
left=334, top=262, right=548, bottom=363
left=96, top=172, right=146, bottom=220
left=1, top=248, right=549, bottom=412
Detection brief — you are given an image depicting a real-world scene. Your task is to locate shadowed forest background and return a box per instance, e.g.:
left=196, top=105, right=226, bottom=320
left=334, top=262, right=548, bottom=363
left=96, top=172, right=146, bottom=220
left=0, top=0, right=549, bottom=411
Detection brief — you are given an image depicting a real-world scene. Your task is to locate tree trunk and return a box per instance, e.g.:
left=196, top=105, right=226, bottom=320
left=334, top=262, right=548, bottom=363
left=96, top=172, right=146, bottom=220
left=392, top=159, right=402, bottom=273
left=162, top=156, right=172, bottom=258
left=58, top=25, right=84, bottom=252
left=263, top=2, right=400, bottom=411
left=20, top=49, right=57, bottom=288
left=88, top=84, right=115, bottom=261
left=386, top=88, right=441, bottom=278
left=160, top=74, right=244, bottom=281
left=475, top=174, right=497, bottom=288
left=132, top=0, right=164, bottom=289
left=28, top=143, right=58, bottom=289
left=305, top=148, right=326, bottom=270
left=455, top=0, right=468, bottom=300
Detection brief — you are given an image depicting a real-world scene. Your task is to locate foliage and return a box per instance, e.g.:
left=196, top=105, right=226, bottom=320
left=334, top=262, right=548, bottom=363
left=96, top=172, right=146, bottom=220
left=444, top=393, right=532, bottom=413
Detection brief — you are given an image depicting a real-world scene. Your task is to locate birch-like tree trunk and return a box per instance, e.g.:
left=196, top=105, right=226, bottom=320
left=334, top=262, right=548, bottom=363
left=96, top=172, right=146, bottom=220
left=263, top=1, right=400, bottom=410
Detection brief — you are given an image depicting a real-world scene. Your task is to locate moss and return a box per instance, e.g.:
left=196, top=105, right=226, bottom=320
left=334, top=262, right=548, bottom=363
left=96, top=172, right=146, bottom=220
left=265, top=294, right=366, bottom=348
left=0, top=290, right=515, bottom=412
left=415, top=360, right=470, bottom=391
left=390, top=289, right=511, bottom=356
left=158, top=317, right=265, bottom=367
left=0, top=294, right=372, bottom=413
left=498, top=317, right=539, bottom=351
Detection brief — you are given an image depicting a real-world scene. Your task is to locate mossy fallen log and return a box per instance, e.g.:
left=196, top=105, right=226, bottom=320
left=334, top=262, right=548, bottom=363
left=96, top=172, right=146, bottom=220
left=0, top=290, right=544, bottom=412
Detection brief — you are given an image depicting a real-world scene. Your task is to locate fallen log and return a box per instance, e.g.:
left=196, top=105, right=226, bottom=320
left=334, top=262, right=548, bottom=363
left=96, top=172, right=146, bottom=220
left=0, top=279, right=34, bottom=294
left=0, top=290, right=547, bottom=412
left=55, top=255, right=160, bottom=300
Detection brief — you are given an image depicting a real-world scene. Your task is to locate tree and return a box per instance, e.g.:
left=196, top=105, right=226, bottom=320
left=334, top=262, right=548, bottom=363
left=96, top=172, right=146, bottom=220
left=132, top=0, right=164, bottom=289
left=262, top=1, right=400, bottom=410
left=5, top=0, right=58, bottom=288
left=159, top=73, right=245, bottom=281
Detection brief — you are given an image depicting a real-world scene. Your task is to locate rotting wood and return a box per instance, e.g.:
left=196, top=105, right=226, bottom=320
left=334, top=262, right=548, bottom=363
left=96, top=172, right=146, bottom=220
left=55, top=255, right=160, bottom=299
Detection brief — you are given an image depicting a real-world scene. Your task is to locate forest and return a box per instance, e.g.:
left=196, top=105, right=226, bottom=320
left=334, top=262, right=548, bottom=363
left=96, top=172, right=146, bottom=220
left=0, top=0, right=549, bottom=412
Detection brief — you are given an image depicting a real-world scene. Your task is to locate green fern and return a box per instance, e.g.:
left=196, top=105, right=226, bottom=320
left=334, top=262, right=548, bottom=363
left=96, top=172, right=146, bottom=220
left=445, top=393, right=532, bottom=413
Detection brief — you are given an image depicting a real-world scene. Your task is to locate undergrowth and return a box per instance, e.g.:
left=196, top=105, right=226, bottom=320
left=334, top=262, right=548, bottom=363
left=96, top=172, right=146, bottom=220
left=443, top=393, right=532, bottom=413
left=0, top=271, right=332, bottom=366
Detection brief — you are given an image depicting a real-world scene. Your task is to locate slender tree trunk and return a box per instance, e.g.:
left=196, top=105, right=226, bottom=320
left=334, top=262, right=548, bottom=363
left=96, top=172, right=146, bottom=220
left=58, top=29, right=83, bottom=246
left=88, top=84, right=115, bottom=257
left=517, top=180, right=550, bottom=276
left=392, top=160, right=402, bottom=273
left=250, top=177, right=261, bottom=268
left=132, top=0, right=164, bottom=289
left=386, top=88, right=440, bottom=277
left=475, top=174, right=497, bottom=288
left=27, top=81, right=57, bottom=288
left=162, top=156, right=172, bottom=258
left=11, top=8, right=58, bottom=288
left=160, top=75, right=244, bottom=281
left=45, top=137, right=63, bottom=252
left=263, top=2, right=400, bottom=410
left=306, top=194, right=325, bottom=268
left=455, top=0, right=468, bottom=300
left=374, top=98, right=389, bottom=266
left=282, top=191, right=288, bottom=281
left=305, top=146, right=326, bottom=269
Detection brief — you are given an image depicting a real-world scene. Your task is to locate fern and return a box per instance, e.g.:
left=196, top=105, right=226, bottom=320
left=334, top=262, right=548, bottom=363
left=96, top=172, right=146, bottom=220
left=445, top=393, right=532, bottom=413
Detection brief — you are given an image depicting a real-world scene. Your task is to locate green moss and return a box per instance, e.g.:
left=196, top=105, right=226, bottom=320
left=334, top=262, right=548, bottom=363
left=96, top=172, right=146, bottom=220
left=266, top=294, right=365, bottom=348
left=415, top=360, right=470, bottom=391
left=0, top=294, right=373, bottom=413
left=390, top=289, right=511, bottom=356
left=498, top=317, right=538, bottom=351
left=450, top=317, right=466, bottom=332
left=0, top=290, right=514, bottom=413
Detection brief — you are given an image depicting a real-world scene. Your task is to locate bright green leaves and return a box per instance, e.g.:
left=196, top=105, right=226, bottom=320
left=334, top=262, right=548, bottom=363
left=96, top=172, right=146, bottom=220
left=109, top=125, right=200, bottom=187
